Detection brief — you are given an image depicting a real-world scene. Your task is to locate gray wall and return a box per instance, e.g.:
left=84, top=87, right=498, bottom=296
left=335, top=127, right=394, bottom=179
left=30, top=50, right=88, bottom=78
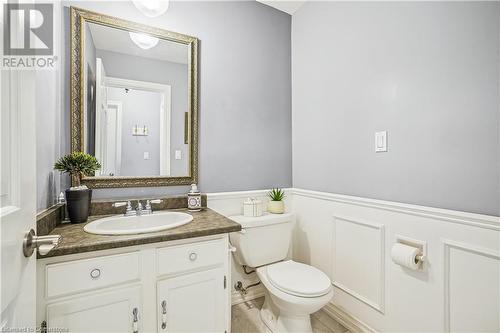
left=292, top=1, right=500, bottom=216
left=96, top=49, right=189, bottom=176
left=36, top=0, right=291, bottom=209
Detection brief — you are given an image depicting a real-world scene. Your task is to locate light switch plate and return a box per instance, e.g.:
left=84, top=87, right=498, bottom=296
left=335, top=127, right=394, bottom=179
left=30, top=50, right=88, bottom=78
left=143, top=152, right=150, bottom=160
left=175, top=150, right=182, bottom=160
left=375, top=131, right=387, bottom=152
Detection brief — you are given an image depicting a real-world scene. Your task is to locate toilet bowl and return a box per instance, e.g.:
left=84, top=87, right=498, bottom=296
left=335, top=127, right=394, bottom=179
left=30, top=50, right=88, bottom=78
left=229, top=213, right=334, bottom=333
left=256, top=260, right=333, bottom=333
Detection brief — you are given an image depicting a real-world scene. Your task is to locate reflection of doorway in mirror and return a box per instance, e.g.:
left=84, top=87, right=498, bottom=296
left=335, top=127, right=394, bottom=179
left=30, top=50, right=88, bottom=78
left=95, top=58, right=107, bottom=175
left=86, top=65, right=96, bottom=156
left=101, top=101, right=122, bottom=176
left=95, top=75, right=171, bottom=177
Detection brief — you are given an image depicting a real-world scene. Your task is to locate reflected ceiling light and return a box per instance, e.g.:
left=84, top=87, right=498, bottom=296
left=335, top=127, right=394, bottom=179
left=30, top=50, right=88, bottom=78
left=132, top=0, right=169, bottom=18
left=129, top=32, right=159, bottom=50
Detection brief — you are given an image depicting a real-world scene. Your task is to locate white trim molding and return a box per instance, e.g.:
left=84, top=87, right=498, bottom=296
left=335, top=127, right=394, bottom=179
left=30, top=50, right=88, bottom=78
left=207, top=188, right=294, bottom=201
left=208, top=189, right=271, bottom=201
left=323, top=303, right=379, bottom=333
left=293, top=188, right=500, bottom=231
left=332, top=216, right=385, bottom=314
left=442, top=239, right=500, bottom=333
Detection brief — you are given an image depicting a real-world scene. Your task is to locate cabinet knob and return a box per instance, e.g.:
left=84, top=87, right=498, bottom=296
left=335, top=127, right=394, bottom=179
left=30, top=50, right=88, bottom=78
left=90, top=268, right=101, bottom=279
left=189, top=252, right=197, bottom=261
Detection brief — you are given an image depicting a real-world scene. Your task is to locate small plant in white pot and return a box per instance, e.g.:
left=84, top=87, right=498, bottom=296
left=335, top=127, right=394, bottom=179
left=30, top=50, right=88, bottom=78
left=267, top=188, right=285, bottom=214
left=54, top=152, right=101, bottom=223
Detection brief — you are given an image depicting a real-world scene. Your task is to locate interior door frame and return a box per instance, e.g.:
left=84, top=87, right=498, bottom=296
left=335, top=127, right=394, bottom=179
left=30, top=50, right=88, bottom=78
left=105, top=76, right=172, bottom=176
left=104, top=100, right=123, bottom=176
left=94, top=58, right=106, bottom=175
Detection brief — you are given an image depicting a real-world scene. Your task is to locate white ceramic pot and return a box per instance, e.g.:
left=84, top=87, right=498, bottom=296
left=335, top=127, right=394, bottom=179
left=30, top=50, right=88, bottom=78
left=268, top=200, right=285, bottom=214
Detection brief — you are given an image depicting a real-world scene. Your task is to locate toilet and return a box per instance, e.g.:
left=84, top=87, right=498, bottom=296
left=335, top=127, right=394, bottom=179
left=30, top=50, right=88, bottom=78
left=229, top=213, right=333, bottom=333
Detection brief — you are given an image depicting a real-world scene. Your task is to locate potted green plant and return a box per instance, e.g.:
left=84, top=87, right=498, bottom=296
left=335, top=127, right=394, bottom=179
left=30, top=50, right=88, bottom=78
left=268, top=188, right=285, bottom=214
left=54, top=152, right=101, bottom=223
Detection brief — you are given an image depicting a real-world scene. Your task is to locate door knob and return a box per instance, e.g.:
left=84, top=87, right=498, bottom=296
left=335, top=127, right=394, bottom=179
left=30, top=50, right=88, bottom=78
left=23, top=229, right=61, bottom=257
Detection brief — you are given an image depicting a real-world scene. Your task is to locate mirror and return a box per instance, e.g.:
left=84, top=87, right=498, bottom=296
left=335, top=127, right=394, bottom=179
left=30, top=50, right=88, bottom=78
left=70, top=7, right=198, bottom=188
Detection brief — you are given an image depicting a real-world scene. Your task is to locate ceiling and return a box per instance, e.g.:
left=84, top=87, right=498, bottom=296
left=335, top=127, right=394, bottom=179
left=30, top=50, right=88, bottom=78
left=256, top=0, right=306, bottom=15
left=88, top=22, right=188, bottom=64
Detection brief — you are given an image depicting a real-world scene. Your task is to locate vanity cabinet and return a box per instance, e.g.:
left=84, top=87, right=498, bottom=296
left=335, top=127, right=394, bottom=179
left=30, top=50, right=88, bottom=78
left=37, top=235, right=231, bottom=333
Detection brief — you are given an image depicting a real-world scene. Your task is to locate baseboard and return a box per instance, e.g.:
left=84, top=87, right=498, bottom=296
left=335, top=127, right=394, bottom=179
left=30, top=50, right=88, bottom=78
left=322, top=302, right=378, bottom=333
left=231, top=284, right=265, bottom=305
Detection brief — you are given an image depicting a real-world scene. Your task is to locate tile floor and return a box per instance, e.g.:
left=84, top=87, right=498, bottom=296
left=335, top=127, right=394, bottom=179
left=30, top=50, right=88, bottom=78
left=231, top=297, right=349, bottom=333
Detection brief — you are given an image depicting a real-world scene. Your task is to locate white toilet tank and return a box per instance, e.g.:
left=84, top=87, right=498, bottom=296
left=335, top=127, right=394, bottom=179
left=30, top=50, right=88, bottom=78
left=229, top=213, right=294, bottom=268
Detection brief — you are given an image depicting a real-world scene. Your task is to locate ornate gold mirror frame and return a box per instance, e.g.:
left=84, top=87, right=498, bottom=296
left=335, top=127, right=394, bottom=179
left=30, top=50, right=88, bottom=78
left=70, top=7, right=198, bottom=188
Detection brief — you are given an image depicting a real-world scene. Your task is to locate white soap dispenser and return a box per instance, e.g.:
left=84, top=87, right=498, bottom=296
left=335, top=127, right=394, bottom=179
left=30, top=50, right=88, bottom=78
left=187, top=184, right=202, bottom=212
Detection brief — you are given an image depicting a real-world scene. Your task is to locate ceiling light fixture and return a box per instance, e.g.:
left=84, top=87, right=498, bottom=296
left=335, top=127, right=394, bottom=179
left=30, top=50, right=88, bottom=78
left=132, top=0, right=169, bottom=18
left=129, top=32, right=159, bottom=50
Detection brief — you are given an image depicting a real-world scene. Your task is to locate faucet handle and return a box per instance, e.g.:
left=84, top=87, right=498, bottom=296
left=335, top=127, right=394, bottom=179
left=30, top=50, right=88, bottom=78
left=121, top=201, right=134, bottom=216
left=145, top=200, right=152, bottom=210
left=150, top=199, right=163, bottom=204
left=112, top=201, right=127, bottom=208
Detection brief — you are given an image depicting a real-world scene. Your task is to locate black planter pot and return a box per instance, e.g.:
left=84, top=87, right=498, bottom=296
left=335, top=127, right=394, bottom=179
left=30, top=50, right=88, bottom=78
left=65, top=188, right=92, bottom=223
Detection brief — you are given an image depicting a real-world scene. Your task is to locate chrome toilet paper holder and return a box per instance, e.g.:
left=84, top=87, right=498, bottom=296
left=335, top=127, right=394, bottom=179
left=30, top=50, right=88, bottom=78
left=396, top=235, right=427, bottom=266
left=414, top=253, right=425, bottom=264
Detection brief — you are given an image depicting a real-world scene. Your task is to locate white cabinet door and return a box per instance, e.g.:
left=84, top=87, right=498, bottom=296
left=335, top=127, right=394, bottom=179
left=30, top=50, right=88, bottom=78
left=47, top=286, right=142, bottom=333
left=157, top=268, right=227, bottom=333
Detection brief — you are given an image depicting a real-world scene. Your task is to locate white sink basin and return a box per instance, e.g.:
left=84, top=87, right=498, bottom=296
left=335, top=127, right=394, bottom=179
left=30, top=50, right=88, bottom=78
left=84, top=211, right=194, bottom=235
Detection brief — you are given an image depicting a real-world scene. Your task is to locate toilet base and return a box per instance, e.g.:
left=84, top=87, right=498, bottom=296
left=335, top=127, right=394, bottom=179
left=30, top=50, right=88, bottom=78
left=255, top=263, right=334, bottom=333
left=259, top=298, right=276, bottom=332
left=259, top=294, right=313, bottom=333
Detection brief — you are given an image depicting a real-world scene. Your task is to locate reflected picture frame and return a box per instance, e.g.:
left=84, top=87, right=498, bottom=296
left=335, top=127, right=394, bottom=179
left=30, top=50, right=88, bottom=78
left=70, top=6, right=199, bottom=188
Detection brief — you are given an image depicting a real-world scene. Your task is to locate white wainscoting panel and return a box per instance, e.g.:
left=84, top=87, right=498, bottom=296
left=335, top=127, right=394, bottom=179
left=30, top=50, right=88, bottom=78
left=293, top=188, right=500, bottom=332
left=332, top=216, right=385, bottom=313
left=443, top=239, right=500, bottom=333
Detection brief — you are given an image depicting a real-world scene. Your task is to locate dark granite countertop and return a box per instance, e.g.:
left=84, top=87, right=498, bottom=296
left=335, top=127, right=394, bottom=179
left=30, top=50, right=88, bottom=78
left=40, top=208, right=241, bottom=258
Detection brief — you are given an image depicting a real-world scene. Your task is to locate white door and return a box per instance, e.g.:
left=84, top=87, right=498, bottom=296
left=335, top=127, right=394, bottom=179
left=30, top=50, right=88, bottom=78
left=102, top=101, right=122, bottom=176
left=95, top=58, right=107, bottom=174
left=0, top=54, right=38, bottom=329
left=47, top=285, right=142, bottom=333
left=157, top=268, right=227, bottom=333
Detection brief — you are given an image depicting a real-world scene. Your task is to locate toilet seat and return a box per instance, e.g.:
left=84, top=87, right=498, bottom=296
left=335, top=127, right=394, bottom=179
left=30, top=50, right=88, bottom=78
left=266, top=260, right=331, bottom=298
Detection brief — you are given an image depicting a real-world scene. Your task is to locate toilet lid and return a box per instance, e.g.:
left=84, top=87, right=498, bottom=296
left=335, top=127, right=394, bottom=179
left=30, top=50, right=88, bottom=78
left=266, top=261, right=332, bottom=298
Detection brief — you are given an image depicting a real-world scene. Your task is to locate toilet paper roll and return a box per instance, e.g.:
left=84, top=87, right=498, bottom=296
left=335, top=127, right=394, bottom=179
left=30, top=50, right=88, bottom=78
left=391, top=243, right=421, bottom=270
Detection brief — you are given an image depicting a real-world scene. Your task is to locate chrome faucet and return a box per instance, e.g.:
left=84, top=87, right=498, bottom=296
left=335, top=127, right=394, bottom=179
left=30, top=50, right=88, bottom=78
left=142, top=199, right=162, bottom=215
left=113, top=199, right=163, bottom=216
left=113, top=201, right=136, bottom=217
left=136, top=200, right=143, bottom=215
left=144, top=200, right=152, bottom=215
